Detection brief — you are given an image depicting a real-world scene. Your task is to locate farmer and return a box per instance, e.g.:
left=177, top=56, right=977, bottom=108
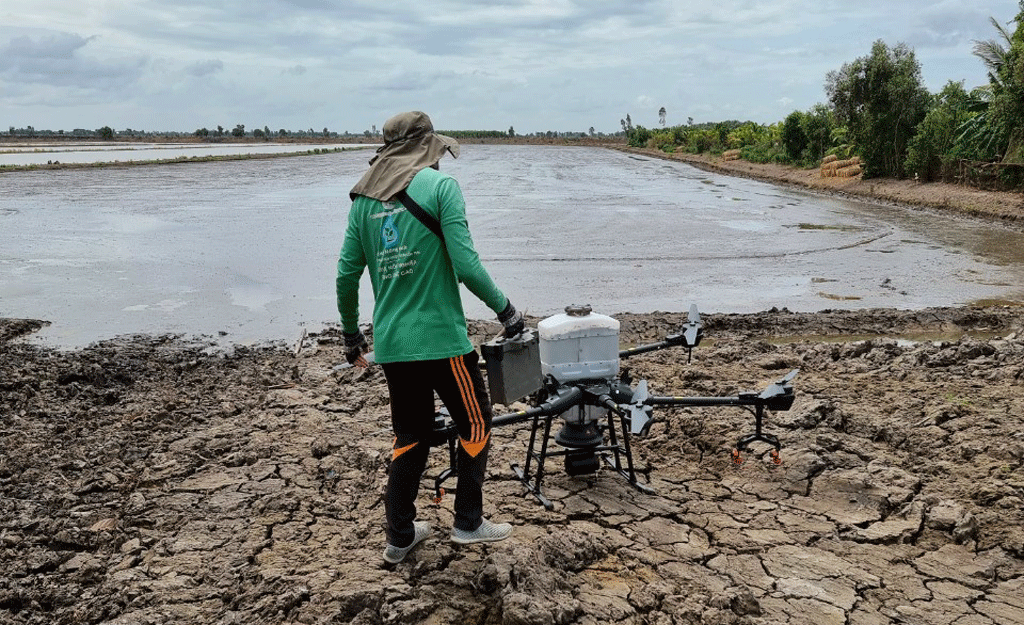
left=336, top=111, right=525, bottom=564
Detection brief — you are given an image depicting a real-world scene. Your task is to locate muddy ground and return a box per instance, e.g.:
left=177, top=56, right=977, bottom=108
left=2, top=305, right=1024, bottom=625
left=610, top=146, right=1024, bottom=225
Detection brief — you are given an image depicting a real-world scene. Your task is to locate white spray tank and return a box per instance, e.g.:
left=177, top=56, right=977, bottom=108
left=537, top=305, right=620, bottom=384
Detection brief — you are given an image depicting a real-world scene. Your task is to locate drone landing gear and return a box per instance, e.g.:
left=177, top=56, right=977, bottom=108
left=431, top=411, right=459, bottom=503
left=732, top=403, right=782, bottom=465
left=510, top=411, right=557, bottom=509
left=511, top=404, right=652, bottom=510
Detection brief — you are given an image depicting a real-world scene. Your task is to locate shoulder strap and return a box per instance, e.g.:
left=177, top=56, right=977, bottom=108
left=395, top=189, right=445, bottom=245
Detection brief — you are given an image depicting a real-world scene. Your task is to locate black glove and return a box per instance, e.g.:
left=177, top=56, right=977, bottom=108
left=497, top=301, right=525, bottom=339
left=343, top=330, right=370, bottom=367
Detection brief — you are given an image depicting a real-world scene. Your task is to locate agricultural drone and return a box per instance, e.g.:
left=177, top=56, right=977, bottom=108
left=423, top=304, right=800, bottom=510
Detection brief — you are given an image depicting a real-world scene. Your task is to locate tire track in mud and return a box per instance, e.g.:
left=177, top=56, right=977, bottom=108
left=480, top=227, right=894, bottom=264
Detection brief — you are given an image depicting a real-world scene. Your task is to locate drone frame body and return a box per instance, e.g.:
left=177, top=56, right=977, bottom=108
left=426, top=304, right=799, bottom=509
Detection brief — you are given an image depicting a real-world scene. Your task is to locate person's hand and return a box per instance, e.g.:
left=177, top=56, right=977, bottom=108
left=343, top=330, right=370, bottom=368
left=497, top=301, right=525, bottom=339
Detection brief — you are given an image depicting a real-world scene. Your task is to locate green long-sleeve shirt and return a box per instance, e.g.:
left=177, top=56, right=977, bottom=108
left=336, top=167, right=508, bottom=364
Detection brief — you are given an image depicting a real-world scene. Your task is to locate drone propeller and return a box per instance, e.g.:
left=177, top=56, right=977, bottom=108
left=683, top=303, right=702, bottom=348
left=663, top=303, right=704, bottom=362
left=626, top=380, right=653, bottom=436
left=759, top=369, right=799, bottom=400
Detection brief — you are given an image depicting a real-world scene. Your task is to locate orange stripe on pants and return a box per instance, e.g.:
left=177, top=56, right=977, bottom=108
left=392, top=439, right=419, bottom=461
left=450, top=355, right=485, bottom=443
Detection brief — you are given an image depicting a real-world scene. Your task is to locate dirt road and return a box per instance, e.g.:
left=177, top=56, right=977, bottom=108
left=3, top=305, right=1023, bottom=625
left=610, top=146, right=1024, bottom=225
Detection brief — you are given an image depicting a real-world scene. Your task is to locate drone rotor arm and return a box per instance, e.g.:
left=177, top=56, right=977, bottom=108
left=491, top=386, right=584, bottom=429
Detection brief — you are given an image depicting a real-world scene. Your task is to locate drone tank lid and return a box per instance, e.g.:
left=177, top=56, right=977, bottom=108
left=564, top=304, right=593, bottom=317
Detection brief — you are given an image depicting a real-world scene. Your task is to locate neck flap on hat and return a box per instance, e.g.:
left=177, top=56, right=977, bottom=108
left=349, top=111, right=460, bottom=201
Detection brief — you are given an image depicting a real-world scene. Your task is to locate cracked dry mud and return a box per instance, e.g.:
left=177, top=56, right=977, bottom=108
left=2, top=306, right=1024, bottom=625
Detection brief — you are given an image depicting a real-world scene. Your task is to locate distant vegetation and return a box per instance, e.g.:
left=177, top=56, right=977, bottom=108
left=2, top=125, right=610, bottom=144
left=3, top=125, right=352, bottom=142
left=623, top=2, right=1024, bottom=191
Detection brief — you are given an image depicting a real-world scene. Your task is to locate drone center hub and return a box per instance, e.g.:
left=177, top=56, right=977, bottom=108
left=554, top=420, right=604, bottom=448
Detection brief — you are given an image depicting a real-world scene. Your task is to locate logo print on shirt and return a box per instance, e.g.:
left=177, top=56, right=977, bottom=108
left=382, top=214, right=399, bottom=249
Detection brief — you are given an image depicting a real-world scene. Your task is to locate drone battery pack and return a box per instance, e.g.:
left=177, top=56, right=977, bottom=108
left=481, top=330, right=543, bottom=405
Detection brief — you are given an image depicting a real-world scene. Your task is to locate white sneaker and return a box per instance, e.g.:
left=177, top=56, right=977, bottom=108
left=450, top=517, right=512, bottom=545
left=383, top=521, right=430, bottom=564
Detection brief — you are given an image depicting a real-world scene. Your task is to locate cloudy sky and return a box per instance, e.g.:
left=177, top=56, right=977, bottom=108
left=1, top=1, right=1018, bottom=135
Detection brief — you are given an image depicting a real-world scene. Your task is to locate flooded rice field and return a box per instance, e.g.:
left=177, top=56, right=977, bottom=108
left=2, top=144, right=1024, bottom=348
left=0, top=142, right=365, bottom=166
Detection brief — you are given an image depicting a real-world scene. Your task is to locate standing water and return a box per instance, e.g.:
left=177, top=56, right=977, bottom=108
left=2, top=144, right=1023, bottom=348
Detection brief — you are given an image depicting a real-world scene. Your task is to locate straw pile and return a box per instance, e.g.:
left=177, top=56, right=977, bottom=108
left=821, top=155, right=862, bottom=178
left=723, top=149, right=741, bottom=161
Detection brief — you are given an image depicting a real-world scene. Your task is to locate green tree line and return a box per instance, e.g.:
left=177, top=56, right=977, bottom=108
left=626, top=2, right=1024, bottom=190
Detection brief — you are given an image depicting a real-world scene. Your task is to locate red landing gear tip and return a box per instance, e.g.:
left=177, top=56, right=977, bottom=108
left=731, top=449, right=743, bottom=465
left=769, top=449, right=782, bottom=465
left=433, top=488, right=445, bottom=504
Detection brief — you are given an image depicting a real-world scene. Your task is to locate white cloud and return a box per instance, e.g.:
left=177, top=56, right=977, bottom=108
left=0, top=31, right=146, bottom=92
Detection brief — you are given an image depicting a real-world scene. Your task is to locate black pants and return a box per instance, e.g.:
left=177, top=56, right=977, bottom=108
left=381, top=350, right=492, bottom=548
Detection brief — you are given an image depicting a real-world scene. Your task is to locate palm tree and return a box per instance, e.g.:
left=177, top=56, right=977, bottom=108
left=958, top=9, right=1022, bottom=161
left=973, top=16, right=1014, bottom=90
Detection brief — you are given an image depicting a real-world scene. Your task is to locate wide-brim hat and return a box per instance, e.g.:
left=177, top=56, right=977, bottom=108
left=349, top=111, right=460, bottom=201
